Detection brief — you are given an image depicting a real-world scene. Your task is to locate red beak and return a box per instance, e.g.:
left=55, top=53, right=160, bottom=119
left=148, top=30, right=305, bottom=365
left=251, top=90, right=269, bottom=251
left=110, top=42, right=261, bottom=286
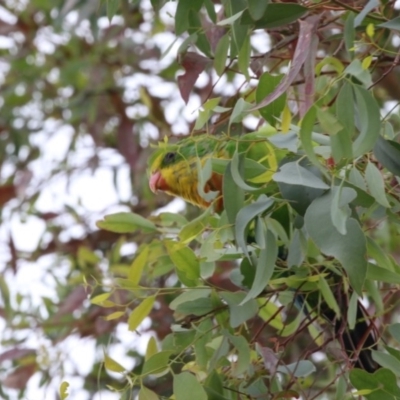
left=149, top=171, right=169, bottom=193
left=149, top=171, right=161, bottom=193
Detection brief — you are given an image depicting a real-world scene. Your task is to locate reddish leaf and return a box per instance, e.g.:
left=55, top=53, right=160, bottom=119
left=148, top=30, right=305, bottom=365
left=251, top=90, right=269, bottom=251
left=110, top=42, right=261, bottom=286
left=2, top=363, right=37, bottom=389
left=301, top=34, right=319, bottom=117
left=177, top=52, right=211, bottom=104
left=0, top=184, right=16, bottom=207
left=0, top=348, right=36, bottom=363
left=8, top=234, right=17, bottom=273
left=250, top=16, right=320, bottom=111
left=54, top=286, right=88, bottom=319
left=203, top=18, right=226, bottom=53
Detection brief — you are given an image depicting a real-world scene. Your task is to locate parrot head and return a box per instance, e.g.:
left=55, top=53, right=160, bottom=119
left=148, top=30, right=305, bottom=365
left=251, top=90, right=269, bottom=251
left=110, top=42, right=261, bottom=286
left=148, top=135, right=226, bottom=211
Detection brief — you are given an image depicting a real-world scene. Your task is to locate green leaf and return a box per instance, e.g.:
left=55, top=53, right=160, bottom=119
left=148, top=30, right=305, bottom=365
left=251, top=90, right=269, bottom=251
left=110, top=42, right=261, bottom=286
left=247, top=0, right=269, bottom=20
left=230, top=152, right=259, bottom=192
left=176, top=298, right=214, bottom=316
left=345, top=60, right=372, bottom=87
left=169, top=289, right=212, bottom=310
left=188, top=9, right=211, bottom=56
left=317, top=107, right=343, bottom=136
left=256, top=73, right=286, bottom=127
left=91, top=292, right=111, bottom=305
left=104, top=353, right=125, bottom=373
left=372, top=350, right=400, bottom=373
left=299, top=106, right=323, bottom=169
left=138, top=386, right=159, bottom=400
left=354, top=0, right=379, bottom=27
left=352, top=85, right=380, bottom=157
left=277, top=360, right=316, bottom=378
left=145, top=337, right=158, bottom=361
left=165, top=241, right=200, bottom=286
left=214, top=34, right=230, bottom=76
left=378, top=16, right=400, bottom=30
left=235, top=195, right=274, bottom=259
left=367, top=237, right=395, bottom=272
left=287, top=228, right=307, bottom=268
left=59, top=381, right=69, bottom=400
left=107, top=0, right=119, bottom=21
left=104, top=311, right=125, bottom=321
left=217, top=10, right=245, bottom=26
left=304, top=190, right=367, bottom=294
left=96, top=212, right=157, bottom=233
left=331, top=83, right=354, bottom=161
left=318, top=276, right=340, bottom=318
left=240, top=4, right=307, bottom=29
left=365, top=162, right=390, bottom=207
left=347, top=291, right=358, bottom=330
left=142, top=350, right=173, bottom=375
left=174, top=372, right=207, bottom=400
left=223, top=159, right=245, bottom=225
left=350, top=368, right=400, bottom=400
left=128, top=246, right=149, bottom=285
left=389, top=324, right=400, bottom=344
left=373, top=136, right=400, bottom=177
left=238, top=33, right=251, bottom=79
left=367, top=263, right=400, bottom=284
left=179, top=206, right=212, bottom=243
left=227, top=334, right=251, bottom=376
left=240, top=229, right=277, bottom=304
left=175, top=0, right=203, bottom=35
left=220, top=291, right=258, bottom=328
left=229, top=98, right=252, bottom=125
left=273, top=162, right=329, bottom=189
left=128, top=296, right=155, bottom=332
left=330, top=186, right=356, bottom=235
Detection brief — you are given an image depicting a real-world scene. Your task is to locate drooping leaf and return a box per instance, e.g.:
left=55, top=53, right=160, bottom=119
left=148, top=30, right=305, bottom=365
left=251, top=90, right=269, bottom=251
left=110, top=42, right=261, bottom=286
left=240, top=4, right=307, bottom=29
left=177, top=52, right=211, bottom=104
left=350, top=368, right=400, bottom=400
left=223, top=159, right=245, bottom=225
left=273, top=162, right=329, bottom=189
left=304, top=189, right=367, bottom=294
left=96, top=212, right=157, bottom=233
left=214, top=34, right=230, bottom=76
left=142, top=351, right=174, bottom=375
left=174, top=372, right=207, bottom=400
left=175, top=0, right=204, bottom=34
left=128, top=245, right=150, bottom=285
left=277, top=360, right=316, bottom=378
left=240, top=229, right=277, bottom=304
left=250, top=17, right=318, bottom=111
left=59, top=382, right=70, bottom=400
left=165, top=240, right=200, bottom=286
left=372, top=350, right=400, bottom=373
left=256, top=73, right=286, bottom=127
left=138, top=386, right=160, bottom=400
left=247, top=0, right=269, bottom=21
left=128, top=296, right=155, bottom=332
left=104, top=353, right=125, bottom=373
left=352, top=85, right=380, bottom=157
left=220, top=291, right=258, bottom=328
left=373, top=136, right=400, bottom=177
left=235, top=195, right=274, bottom=259
left=378, top=16, right=400, bottom=30
left=365, top=162, right=390, bottom=207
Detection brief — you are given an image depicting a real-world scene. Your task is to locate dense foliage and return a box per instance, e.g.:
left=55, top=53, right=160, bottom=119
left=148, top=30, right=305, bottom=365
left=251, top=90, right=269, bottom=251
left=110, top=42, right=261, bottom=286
left=2, top=0, right=400, bottom=399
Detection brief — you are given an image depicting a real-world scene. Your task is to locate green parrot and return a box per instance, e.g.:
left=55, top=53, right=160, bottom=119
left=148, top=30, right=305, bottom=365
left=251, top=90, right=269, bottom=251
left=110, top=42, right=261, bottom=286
left=148, top=132, right=378, bottom=372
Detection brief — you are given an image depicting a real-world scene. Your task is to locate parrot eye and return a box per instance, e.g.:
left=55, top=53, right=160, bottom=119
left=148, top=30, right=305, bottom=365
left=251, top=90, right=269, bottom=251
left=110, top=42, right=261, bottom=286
left=163, top=152, right=176, bottom=164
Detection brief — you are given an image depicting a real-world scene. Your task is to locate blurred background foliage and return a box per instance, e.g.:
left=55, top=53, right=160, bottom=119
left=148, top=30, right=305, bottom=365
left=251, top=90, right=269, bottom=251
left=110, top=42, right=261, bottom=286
left=1, top=0, right=400, bottom=399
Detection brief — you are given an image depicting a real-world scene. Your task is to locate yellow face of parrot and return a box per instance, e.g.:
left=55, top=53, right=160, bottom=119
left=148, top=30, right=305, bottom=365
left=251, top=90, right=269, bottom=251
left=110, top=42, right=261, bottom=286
left=148, top=137, right=226, bottom=211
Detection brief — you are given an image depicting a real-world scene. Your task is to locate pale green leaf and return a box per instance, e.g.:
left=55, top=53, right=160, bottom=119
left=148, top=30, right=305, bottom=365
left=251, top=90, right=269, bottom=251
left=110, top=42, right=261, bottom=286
left=174, top=372, right=207, bottom=400
left=128, top=296, right=155, bottom=332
